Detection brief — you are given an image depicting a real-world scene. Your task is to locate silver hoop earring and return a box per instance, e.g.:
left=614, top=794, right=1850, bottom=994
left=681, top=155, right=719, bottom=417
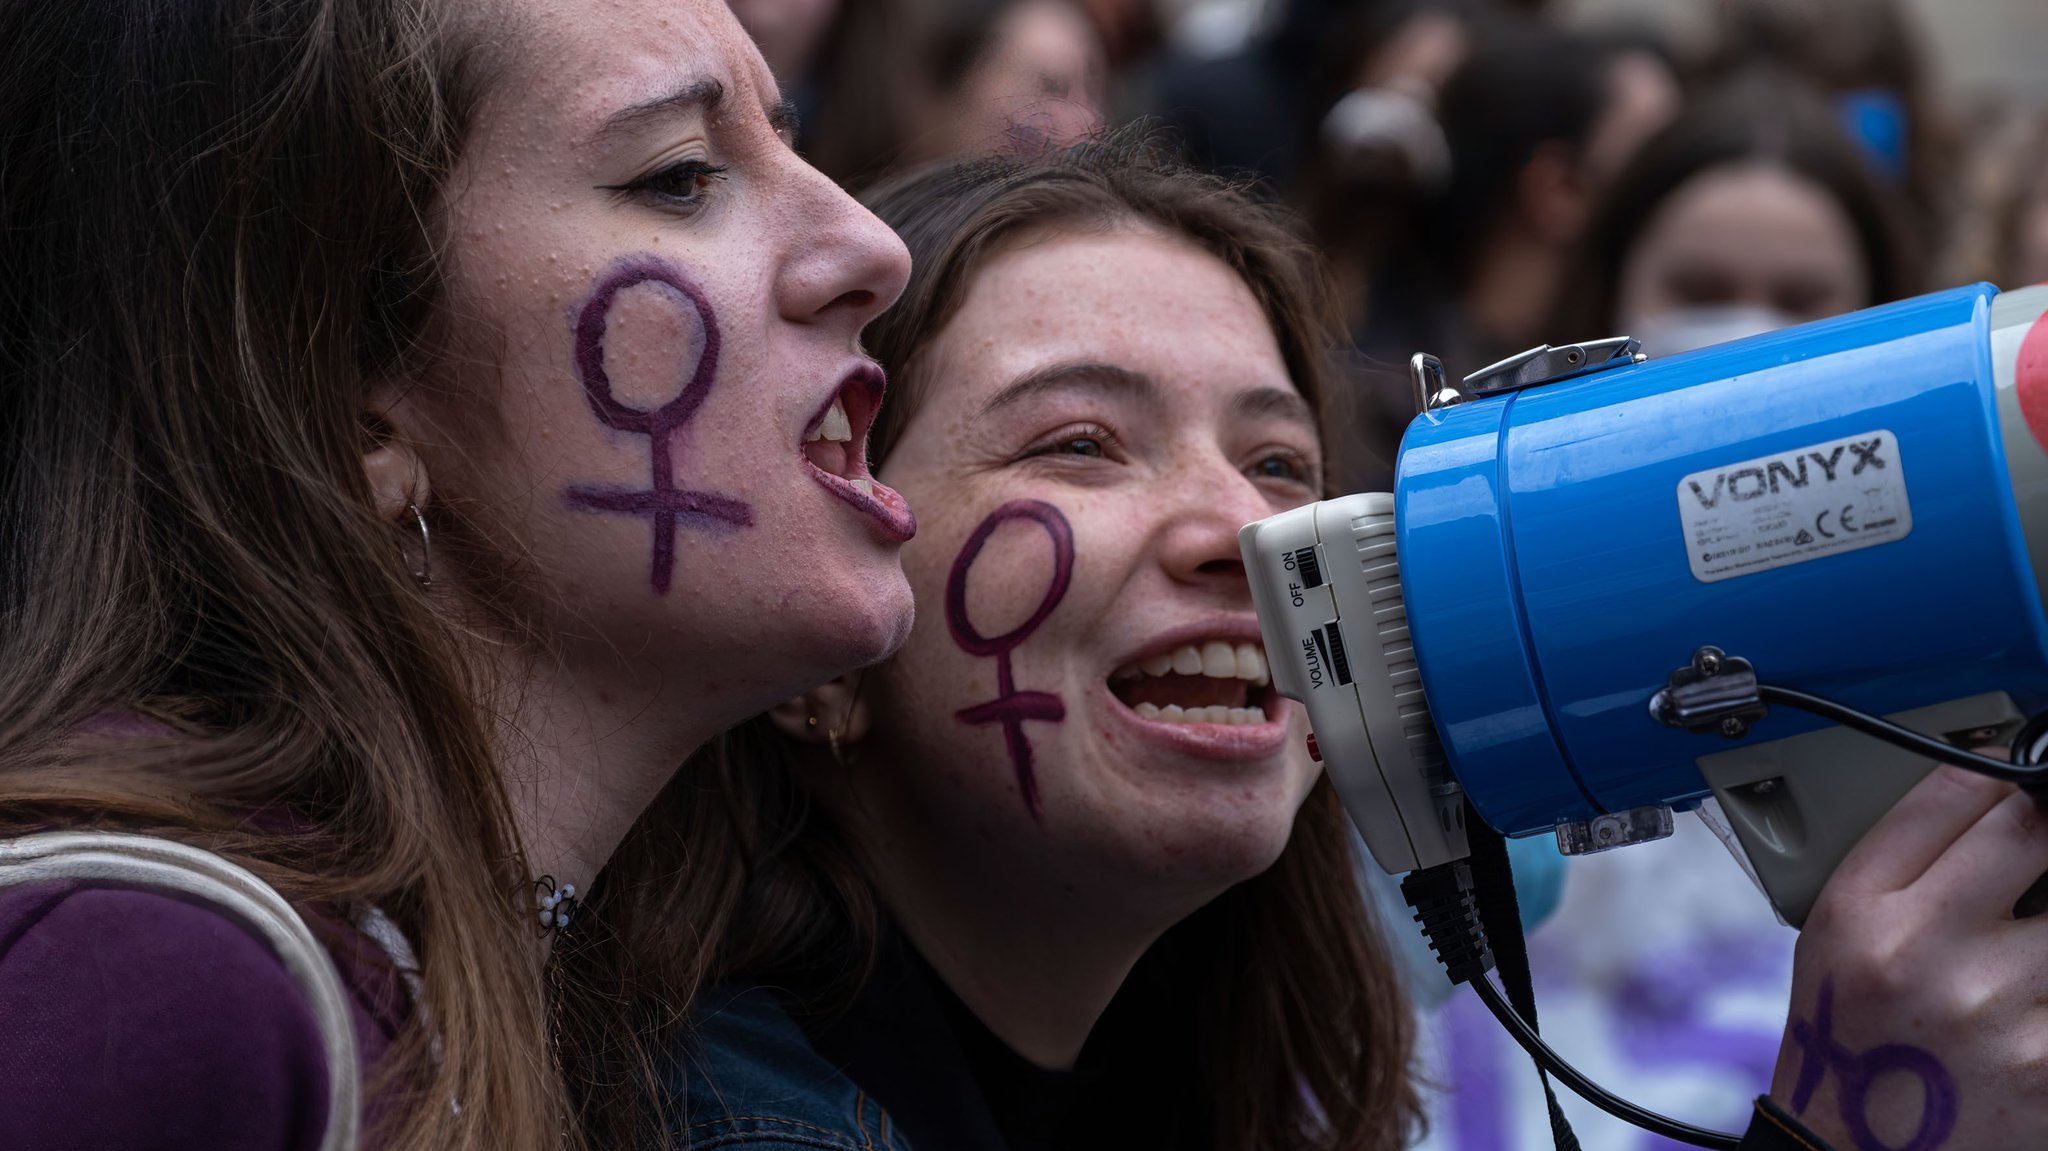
left=404, top=503, right=432, bottom=588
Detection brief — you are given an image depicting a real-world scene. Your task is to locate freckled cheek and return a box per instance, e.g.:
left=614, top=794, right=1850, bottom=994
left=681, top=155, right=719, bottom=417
left=594, top=283, right=711, bottom=410
left=952, top=519, right=1065, bottom=636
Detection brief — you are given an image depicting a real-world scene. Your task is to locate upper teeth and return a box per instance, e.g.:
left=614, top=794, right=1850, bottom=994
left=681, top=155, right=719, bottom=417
left=807, top=398, right=853, bottom=443
left=1114, top=642, right=1268, bottom=686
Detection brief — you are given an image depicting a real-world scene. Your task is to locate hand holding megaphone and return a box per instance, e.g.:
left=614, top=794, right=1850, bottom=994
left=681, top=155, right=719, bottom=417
left=1767, top=766, right=2048, bottom=1151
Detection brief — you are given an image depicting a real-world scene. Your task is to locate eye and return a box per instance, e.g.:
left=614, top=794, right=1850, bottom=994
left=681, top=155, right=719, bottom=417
left=1246, top=450, right=1317, bottom=487
left=1023, top=424, right=1121, bottom=462
left=599, top=159, right=729, bottom=213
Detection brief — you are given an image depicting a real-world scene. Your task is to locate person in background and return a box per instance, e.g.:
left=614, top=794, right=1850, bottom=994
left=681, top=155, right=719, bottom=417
left=1552, top=71, right=1920, bottom=355
left=1698, top=0, right=1955, bottom=256
left=804, top=0, right=1110, bottom=187
left=1940, top=105, right=2048, bottom=291
left=1327, top=10, right=1676, bottom=492
left=0, top=0, right=917, bottom=1147
left=1300, top=0, right=1478, bottom=333
left=1146, top=0, right=1451, bottom=193
left=1358, top=12, right=1680, bottom=384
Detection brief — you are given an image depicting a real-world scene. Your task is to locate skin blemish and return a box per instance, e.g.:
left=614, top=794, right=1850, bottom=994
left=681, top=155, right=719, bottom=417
left=1788, top=976, right=1959, bottom=1151
left=945, top=499, right=1074, bottom=819
left=563, top=255, right=753, bottom=593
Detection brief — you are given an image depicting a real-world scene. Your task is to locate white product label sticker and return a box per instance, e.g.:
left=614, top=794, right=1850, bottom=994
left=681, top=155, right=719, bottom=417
left=1676, top=430, right=1912, bottom=583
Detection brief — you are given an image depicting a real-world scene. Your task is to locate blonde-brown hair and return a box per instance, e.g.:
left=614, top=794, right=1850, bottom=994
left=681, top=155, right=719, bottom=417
left=0, top=2, right=577, bottom=1146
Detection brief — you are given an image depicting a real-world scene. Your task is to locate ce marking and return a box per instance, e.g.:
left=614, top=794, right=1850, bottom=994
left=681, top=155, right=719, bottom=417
left=1814, top=505, right=1860, bottom=539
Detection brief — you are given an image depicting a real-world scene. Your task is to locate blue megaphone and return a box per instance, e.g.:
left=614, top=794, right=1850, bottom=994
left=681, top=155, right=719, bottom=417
left=1244, top=282, right=2048, bottom=926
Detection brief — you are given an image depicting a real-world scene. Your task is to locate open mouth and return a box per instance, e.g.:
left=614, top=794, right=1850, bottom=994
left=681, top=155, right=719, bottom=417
left=1108, top=640, right=1277, bottom=726
left=801, top=364, right=916, bottom=542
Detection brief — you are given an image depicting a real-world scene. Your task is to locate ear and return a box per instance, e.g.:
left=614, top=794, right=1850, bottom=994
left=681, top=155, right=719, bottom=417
left=1519, top=141, right=1594, bottom=248
left=766, top=672, right=873, bottom=745
left=361, top=385, right=429, bottom=521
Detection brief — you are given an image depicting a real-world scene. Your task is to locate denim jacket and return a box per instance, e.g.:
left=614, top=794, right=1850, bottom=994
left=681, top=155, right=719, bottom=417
left=669, top=933, right=1101, bottom=1151
left=657, top=985, right=911, bottom=1151
left=661, top=943, right=1831, bottom=1151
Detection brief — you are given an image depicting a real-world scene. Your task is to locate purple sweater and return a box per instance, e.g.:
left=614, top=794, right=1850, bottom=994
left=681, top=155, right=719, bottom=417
left=0, top=880, right=407, bottom=1149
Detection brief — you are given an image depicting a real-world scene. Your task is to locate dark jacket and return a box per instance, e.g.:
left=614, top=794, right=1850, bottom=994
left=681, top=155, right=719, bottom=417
left=657, top=984, right=911, bottom=1151
left=662, top=934, right=1839, bottom=1151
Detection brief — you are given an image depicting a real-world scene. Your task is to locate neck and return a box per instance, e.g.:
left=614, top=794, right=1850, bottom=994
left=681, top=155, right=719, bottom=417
left=1464, top=226, right=1564, bottom=353
left=836, top=780, right=1215, bottom=1070
left=478, top=640, right=714, bottom=942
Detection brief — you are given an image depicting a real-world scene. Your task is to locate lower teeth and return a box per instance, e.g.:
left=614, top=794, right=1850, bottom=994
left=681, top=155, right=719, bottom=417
left=1133, top=702, right=1267, bottom=725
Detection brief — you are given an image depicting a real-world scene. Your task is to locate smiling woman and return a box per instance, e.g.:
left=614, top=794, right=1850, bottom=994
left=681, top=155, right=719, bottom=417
left=0, top=0, right=910, bottom=1147
left=633, top=138, right=1424, bottom=1151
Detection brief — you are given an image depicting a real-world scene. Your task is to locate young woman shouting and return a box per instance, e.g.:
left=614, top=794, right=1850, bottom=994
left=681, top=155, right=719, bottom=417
left=0, top=0, right=912, bottom=1146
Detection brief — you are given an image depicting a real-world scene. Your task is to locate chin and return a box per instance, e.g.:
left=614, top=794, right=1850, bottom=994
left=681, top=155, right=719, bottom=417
left=809, top=568, right=918, bottom=674
left=1089, top=785, right=1304, bottom=891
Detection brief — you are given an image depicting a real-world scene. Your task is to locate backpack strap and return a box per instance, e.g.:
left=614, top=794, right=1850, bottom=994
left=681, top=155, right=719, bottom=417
left=0, top=831, right=360, bottom=1151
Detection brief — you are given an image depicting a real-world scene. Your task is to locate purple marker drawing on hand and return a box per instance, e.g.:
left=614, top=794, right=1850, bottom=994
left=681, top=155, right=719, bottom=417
left=1789, top=976, right=1958, bottom=1151
left=564, top=257, right=753, bottom=593
left=945, top=499, right=1074, bottom=819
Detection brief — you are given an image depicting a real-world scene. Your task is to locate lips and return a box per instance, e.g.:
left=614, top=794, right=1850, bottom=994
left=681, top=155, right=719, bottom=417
left=801, top=363, right=916, bottom=542
left=1099, top=623, right=1291, bottom=759
left=1095, top=680, right=1293, bottom=760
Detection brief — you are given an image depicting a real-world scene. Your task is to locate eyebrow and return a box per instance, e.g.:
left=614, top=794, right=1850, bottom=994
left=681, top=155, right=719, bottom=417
left=972, top=361, right=1164, bottom=422
left=592, top=77, right=802, bottom=151
left=1231, top=385, right=1317, bottom=430
left=592, top=77, right=727, bottom=145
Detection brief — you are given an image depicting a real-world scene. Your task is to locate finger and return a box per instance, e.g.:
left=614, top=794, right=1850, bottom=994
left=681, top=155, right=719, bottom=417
left=1830, top=765, right=2015, bottom=893
left=1917, top=788, right=2048, bottom=920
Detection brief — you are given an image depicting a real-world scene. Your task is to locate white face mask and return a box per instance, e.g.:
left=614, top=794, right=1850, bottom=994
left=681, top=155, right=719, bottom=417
left=1621, top=304, right=1800, bottom=357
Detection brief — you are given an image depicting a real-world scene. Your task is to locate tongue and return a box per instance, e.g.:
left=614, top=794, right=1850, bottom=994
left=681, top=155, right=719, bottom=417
left=804, top=439, right=852, bottom=477
left=1114, top=674, right=1248, bottom=710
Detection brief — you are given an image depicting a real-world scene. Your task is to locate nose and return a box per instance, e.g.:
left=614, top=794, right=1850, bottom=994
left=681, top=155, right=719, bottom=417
left=1154, top=457, right=1279, bottom=591
left=772, top=154, right=913, bottom=335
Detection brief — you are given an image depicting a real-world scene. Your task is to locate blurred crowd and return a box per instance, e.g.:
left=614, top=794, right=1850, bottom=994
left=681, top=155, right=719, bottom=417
left=730, top=0, right=2048, bottom=491
left=724, top=0, right=2048, bottom=1146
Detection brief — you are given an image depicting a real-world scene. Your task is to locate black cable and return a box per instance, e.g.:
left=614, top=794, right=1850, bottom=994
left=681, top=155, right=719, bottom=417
left=1405, top=862, right=1742, bottom=1150
left=1469, top=976, right=1743, bottom=1150
left=1498, top=661, right=2048, bottom=1146
left=1757, top=684, right=2048, bottom=787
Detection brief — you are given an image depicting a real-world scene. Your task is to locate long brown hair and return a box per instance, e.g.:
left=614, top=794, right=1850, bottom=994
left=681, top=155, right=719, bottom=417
left=600, top=138, right=1424, bottom=1150
left=1551, top=70, right=1922, bottom=342
left=0, top=2, right=567, bottom=1146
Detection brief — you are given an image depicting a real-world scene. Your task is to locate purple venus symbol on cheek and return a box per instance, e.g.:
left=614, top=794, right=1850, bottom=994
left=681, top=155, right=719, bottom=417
left=1789, top=976, right=1959, bottom=1151
left=945, top=499, right=1075, bottom=820
left=563, top=257, right=753, bottom=594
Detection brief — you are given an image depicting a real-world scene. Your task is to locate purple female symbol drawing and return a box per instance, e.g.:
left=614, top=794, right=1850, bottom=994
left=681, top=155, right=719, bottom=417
left=1789, top=976, right=1959, bottom=1151
left=945, top=499, right=1075, bottom=819
left=564, top=257, right=753, bottom=594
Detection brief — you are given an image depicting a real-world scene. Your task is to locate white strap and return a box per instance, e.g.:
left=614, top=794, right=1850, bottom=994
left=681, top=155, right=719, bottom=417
left=0, top=831, right=360, bottom=1151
